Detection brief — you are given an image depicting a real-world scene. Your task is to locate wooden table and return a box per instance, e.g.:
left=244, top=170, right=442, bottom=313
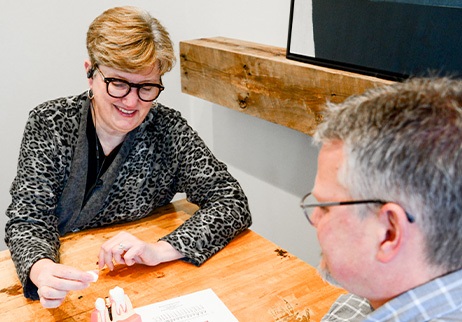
left=0, top=200, right=345, bottom=321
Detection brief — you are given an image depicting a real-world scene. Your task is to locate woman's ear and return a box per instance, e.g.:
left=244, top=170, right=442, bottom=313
left=376, top=203, right=409, bottom=263
left=84, top=60, right=94, bottom=82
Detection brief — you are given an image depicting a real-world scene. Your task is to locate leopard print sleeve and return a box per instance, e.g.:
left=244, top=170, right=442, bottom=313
left=157, top=107, right=252, bottom=265
left=5, top=96, right=81, bottom=299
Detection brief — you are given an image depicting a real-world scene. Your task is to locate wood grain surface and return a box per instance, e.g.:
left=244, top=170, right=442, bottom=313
left=0, top=200, right=345, bottom=321
left=180, top=37, right=392, bottom=136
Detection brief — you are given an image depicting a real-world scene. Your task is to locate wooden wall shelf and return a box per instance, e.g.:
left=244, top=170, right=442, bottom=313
left=180, top=37, right=392, bottom=136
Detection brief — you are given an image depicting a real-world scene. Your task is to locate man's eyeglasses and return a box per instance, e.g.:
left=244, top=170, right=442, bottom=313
left=95, top=66, right=164, bottom=102
left=300, top=192, right=416, bottom=226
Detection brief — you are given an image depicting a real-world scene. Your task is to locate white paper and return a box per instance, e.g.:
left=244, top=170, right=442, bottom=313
left=134, top=288, right=238, bottom=322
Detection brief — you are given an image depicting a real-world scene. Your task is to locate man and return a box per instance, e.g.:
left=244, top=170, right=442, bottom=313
left=300, top=77, right=462, bottom=321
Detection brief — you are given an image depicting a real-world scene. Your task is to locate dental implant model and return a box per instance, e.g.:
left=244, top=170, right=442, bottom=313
left=91, top=286, right=142, bottom=322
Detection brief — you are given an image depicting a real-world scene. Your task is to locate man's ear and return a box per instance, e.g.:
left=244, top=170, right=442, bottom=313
left=376, top=203, right=409, bottom=263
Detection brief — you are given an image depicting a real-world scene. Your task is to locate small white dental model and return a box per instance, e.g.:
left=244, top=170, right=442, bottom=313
left=90, top=286, right=142, bottom=322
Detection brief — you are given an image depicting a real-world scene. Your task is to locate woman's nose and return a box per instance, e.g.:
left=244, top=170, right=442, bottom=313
left=122, top=87, right=139, bottom=106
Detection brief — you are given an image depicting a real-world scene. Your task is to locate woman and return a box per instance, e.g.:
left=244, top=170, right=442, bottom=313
left=5, top=6, right=251, bottom=308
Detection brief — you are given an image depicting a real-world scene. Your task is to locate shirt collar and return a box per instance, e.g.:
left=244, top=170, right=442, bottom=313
left=364, top=269, right=462, bottom=321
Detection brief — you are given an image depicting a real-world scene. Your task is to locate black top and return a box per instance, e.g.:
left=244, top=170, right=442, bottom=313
left=84, top=108, right=122, bottom=206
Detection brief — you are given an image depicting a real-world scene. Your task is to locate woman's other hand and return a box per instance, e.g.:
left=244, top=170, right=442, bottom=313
left=30, top=259, right=95, bottom=308
left=98, top=231, right=183, bottom=270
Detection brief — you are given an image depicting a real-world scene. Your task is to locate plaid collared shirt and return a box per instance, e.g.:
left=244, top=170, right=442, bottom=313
left=322, top=269, right=462, bottom=322
left=322, top=293, right=373, bottom=322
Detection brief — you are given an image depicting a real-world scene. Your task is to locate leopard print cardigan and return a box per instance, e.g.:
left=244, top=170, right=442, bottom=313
left=5, top=92, right=251, bottom=300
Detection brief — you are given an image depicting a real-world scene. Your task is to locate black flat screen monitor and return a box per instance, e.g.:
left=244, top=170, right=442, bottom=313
left=287, top=0, right=462, bottom=81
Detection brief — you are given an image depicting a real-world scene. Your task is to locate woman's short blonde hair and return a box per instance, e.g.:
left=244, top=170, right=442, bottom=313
left=86, top=6, right=175, bottom=75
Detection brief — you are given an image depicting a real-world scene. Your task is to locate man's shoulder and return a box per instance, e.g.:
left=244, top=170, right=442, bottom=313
left=321, top=293, right=373, bottom=322
left=364, top=269, right=462, bottom=321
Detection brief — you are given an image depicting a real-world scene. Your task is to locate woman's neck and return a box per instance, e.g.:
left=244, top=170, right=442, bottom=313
left=93, top=124, right=125, bottom=156
left=90, top=104, right=126, bottom=155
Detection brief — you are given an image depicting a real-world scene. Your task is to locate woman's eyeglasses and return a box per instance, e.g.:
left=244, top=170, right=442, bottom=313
left=95, top=65, right=164, bottom=102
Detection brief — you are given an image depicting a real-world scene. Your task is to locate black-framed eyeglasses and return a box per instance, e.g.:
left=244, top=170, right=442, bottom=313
left=300, top=192, right=415, bottom=226
left=95, top=65, right=164, bottom=102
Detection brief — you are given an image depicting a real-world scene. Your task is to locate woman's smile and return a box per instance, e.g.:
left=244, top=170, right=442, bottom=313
left=114, top=104, right=137, bottom=116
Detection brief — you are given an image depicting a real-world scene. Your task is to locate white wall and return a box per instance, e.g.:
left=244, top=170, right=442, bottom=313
left=0, top=1, right=321, bottom=266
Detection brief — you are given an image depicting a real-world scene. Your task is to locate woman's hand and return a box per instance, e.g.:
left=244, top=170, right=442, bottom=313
left=30, top=258, right=95, bottom=308
left=98, top=231, right=183, bottom=271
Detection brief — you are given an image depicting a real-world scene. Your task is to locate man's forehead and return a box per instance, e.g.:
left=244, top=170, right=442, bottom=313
left=313, top=141, right=350, bottom=201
